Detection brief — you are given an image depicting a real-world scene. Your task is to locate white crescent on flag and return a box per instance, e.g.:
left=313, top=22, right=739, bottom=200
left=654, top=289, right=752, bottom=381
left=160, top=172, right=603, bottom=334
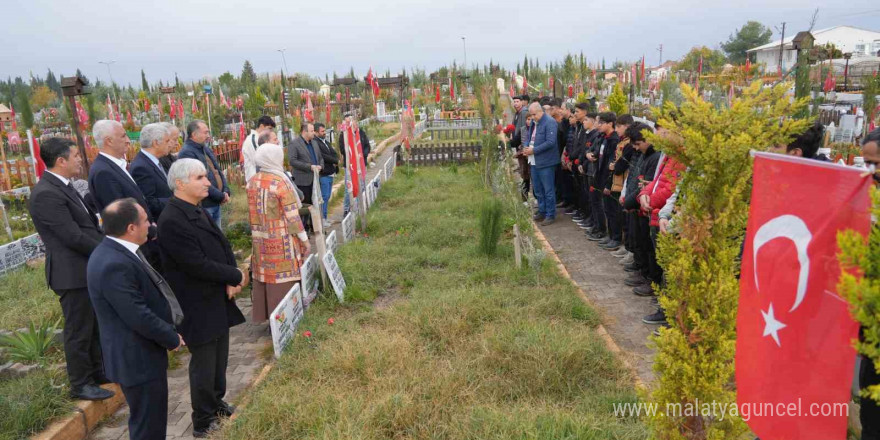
left=752, top=214, right=813, bottom=312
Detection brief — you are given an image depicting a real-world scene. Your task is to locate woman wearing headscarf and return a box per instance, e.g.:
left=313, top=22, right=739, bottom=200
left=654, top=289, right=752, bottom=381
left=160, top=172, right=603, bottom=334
left=247, top=143, right=311, bottom=323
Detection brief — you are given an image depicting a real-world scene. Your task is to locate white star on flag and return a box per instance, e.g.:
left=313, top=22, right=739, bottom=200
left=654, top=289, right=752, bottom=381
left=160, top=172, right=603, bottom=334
left=762, top=303, right=787, bottom=347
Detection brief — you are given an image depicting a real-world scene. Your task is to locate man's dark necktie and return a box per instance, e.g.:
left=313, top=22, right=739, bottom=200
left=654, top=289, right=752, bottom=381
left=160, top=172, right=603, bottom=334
left=136, top=249, right=184, bottom=326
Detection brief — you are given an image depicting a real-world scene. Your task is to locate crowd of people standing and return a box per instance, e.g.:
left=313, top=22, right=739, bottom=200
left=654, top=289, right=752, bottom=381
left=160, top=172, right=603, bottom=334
left=507, top=93, right=880, bottom=337
left=26, top=114, right=371, bottom=440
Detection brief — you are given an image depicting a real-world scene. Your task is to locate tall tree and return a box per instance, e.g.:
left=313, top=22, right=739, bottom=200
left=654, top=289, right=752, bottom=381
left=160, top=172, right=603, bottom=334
left=241, top=60, right=257, bottom=87
left=16, top=89, right=34, bottom=129
left=141, top=69, right=150, bottom=92
left=721, top=21, right=773, bottom=64
left=46, top=69, right=62, bottom=96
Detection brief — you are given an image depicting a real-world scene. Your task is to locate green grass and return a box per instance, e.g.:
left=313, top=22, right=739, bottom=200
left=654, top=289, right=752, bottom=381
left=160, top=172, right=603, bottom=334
left=0, top=369, right=73, bottom=440
left=220, top=166, right=646, bottom=440
left=0, top=263, right=59, bottom=331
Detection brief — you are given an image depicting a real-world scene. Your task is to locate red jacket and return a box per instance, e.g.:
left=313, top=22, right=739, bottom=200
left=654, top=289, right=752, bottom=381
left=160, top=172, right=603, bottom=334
left=638, top=155, right=684, bottom=226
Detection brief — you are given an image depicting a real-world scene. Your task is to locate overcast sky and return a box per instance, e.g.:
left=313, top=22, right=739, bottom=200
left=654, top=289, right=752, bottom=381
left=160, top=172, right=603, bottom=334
left=3, top=0, right=879, bottom=87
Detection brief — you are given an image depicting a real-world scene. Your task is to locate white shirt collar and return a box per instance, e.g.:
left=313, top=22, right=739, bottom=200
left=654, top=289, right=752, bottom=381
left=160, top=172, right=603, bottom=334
left=107, top=236, right=141, bottom=256
left=140, top=149, right=161, bottom=167
left=100, top=152, right=128, bottom=168
left=45, top=170, right=70, bottom=186
left=99, top=152, right=136, bottom=182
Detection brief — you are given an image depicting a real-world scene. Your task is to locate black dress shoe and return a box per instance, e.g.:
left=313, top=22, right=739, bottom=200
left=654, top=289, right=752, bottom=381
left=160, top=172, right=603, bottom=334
left=70, top=384, right=115, bottom=401
left=533, top=214, right=545, bottom=222
left=217, top=402, right=236, bottom=418
left=596, top=237, right=612, bottom=246
left=587, top=233, right=606, bottom=241
left=193, top=420, right=221, bottom=438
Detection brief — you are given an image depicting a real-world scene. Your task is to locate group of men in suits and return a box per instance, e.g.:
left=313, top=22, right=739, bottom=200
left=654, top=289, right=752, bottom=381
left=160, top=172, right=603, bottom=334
left=28, top=118, right=243, bottom=439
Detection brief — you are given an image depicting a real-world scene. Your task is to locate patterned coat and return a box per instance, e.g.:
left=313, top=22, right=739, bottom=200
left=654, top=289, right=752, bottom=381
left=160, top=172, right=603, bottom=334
left=247, top=172, right=307, bottom=283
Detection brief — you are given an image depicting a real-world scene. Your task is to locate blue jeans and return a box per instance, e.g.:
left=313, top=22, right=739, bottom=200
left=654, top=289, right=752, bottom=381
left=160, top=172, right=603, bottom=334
left=319, top=175, right=334, bottom=219
left=531, top=165, right=557, bottom=219
left=204, top=205, right=221, bottom=229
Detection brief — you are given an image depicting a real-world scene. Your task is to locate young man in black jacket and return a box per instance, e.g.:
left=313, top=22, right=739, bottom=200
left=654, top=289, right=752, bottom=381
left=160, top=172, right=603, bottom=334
left=601, top=114, right=635, bottom=252
left=577, top=112, right=600, bottom=232
left=314, top=123, right=338, bottom=227
left=586, top=112, right=618, bottom=243
left=620, top=123, right=662, bottom=291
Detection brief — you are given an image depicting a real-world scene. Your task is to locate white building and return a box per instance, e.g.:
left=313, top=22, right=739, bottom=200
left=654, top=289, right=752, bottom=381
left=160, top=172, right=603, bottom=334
left=747, top=25, right=880, bottom=73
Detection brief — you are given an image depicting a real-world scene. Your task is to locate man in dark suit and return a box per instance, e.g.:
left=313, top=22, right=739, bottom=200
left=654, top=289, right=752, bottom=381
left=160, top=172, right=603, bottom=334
left=158, top=158, right=247, bottom=438
left=28, top=137, right=113, bottom=401
left=88, top=120, right=150, bottom=218
left=287, top=122, right=324, bottom=205
left=89, top=119, right=160, bottom=266
left=88, top=198, right=184, bottom=440
left=131, top=123, right=173, bottom=220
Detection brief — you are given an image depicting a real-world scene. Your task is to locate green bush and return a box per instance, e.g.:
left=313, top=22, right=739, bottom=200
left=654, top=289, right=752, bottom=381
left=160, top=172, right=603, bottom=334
left=478, top=199, right=503, bottom=256
left=0, top=319, right=61, bottom=365
left=224, top=221, right=252, bottom=253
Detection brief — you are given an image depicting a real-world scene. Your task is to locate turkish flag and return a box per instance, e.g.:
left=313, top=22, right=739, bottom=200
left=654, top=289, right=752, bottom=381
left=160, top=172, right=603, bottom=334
left=736, top=152, right=872, bottom=440
left=353, top=122, right=366, bottom=178
left=32, top=137, right=46, bottom=178
left=343, top=124, right=360, bottom=196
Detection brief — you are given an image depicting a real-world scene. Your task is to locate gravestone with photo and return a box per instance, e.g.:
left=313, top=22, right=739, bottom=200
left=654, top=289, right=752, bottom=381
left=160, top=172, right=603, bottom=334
left=269, top=283, right=305, bottom=358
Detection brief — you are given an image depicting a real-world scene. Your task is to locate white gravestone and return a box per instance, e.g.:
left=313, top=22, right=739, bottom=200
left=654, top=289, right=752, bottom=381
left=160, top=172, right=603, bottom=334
left=269, top=284, right=305, bottom=358
left=322, top=251, right=346, bottom=303
left=300, top=255, right=320, bottom=307
left=342, top=212, right=355, bottom=243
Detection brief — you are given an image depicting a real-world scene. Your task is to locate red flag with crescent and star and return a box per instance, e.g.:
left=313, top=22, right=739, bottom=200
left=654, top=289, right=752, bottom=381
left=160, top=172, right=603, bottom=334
left=343, top=122, right=360, bottom=196
left=736, top=152, right=872, bottom=440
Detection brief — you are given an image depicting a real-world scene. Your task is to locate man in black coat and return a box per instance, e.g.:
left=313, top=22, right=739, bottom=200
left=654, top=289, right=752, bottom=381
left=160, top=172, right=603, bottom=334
left=157, top=158, right=247, bottom=438
left=314, top=122, right=338, bottom=227
left=28, top=137, right=113, bottom=401
left=88, top=120, right=161, bottom=267
left=88, top=120, right=151, bottom=219
left=130, top=123, right=174, bottom=220
left=88, top=198, right=184, bottom=440
left=586, top=112, right=619, bottom=243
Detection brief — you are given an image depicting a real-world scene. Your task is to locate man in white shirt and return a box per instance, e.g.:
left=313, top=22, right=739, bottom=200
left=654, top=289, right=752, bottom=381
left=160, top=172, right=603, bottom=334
left=241, top=116, right=277, bottom=182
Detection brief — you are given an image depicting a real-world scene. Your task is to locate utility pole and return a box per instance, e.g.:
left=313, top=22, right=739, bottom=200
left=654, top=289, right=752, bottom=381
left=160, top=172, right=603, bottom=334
left=461, top=36, right=467, bottom=71
left=657, top=44, right=663, bottom=67
left=776, top=22, right=786, bottom=76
